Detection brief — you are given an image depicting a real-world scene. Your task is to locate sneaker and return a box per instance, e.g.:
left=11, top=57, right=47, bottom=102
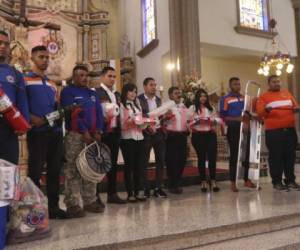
left=144, top=189, right=151, bottom=198
left=153, top=188, right=168, bottom=198
left=244, top=180, right=256, bottom=188
left=84, top=201, right=105, bottom=213
left=49, top=207, right=68, bottom=219
left=273, top=183, right=290, bottom=191
left=66, top=205, right=85, bottom=218
left=96, top=196, right=106, bottom=209
left=127, top=195, right=137, bottom=203
left=107, top=193, right=127, bottom=204
left=285, top=181, right=300, bottom=190
left=168, top=187, right=183, bottom=194
left=135, top=194, right=147, bottom=202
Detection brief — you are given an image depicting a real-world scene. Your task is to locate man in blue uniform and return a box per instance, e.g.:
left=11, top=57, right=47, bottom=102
left=24, top=45, right=66, bottom=219
left=219, top=77, right=255, bottom=192
left=61, top=65, right=104, bottom=218
left=0, top=30, right=29, bottom=250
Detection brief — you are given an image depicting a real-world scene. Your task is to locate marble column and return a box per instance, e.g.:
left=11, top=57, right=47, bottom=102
left=77, top=27, right=84, bottom=63
left=290, top=0, right=300, bottom=132
left=83, top=25, right=90, bottom=64
left=169, top=0, right=201, bottom=85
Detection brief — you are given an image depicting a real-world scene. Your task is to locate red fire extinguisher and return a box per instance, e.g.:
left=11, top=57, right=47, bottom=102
left=0, top=88, right=31, bottom=133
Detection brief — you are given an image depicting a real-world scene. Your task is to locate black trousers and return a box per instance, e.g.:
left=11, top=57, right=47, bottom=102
left=265, top=128, right=297, bottom=185
left=226, top=125, right=249, bottom=182
left=0, top=122, right=19, bottom=165
left=120, top=139, right=144, bottom=196
left=191, top=131, right=217, bottom=181
left=166, top=132, right=187, bottom=188
left=97, top=131, right=120, bottom=195
left=27, top=130, right=64, bottom=209
left=140, top=131, right=166, bottom=190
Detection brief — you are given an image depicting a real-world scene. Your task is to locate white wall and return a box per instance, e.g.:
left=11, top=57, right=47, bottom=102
left=201, top=56, right=289, bottom=95
left=119, top=0, right=297, bottom=96
left=198, top=0, right=297, bottom=56
left=119, top=0, right=170, bottom=94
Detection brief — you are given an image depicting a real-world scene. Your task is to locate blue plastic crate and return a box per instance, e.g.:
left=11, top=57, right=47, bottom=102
left=0, top=205, right=8, bottom=250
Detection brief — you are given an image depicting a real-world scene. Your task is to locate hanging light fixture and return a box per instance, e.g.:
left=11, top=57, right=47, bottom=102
left=257, top=19, right=294, bottom=76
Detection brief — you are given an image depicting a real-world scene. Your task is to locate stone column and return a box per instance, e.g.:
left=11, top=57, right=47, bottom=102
left=77, top=27, right=83, bottom=63
left=290, top=0, right=300, bottom=132
left=169, top=0, right=201, bottom=85
left=83, top=25, right=90, bottom=63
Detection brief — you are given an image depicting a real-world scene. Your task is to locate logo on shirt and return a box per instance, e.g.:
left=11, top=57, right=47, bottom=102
left=6, top=75, right=15, bottom=83
left=91, top=96, right=96, bottom=103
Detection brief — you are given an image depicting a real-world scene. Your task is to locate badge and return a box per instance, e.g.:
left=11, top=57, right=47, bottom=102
left=6, top=75, right=15, bottom=83
left=26, top=208, right=46, bottom=227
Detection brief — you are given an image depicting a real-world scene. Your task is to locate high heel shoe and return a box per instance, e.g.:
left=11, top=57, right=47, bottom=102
left=201, top=181, right=208, bottom=193
left=210, top=180, right=220, bottom=192
left=231, top=181, right=239, bottom=192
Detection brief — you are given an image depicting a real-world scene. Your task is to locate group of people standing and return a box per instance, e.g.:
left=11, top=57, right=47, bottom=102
left=1, top=29, right=300, bottom=249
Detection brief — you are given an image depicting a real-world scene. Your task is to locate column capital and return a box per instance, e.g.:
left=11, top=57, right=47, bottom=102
left=83, top=25, right=90, bottom=32
left=291, top=0, right=300, bottom=9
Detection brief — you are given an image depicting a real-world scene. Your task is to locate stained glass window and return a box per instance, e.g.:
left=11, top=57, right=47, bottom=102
left=239, top=0, right=269, bottom=31
left=142, top=0, right=156, bottom=47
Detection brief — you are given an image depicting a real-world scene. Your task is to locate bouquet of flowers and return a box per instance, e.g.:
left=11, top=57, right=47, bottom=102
left=181, top=74, right=208, bottom=107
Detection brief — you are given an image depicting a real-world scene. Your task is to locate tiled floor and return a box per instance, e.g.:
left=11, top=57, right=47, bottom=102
left=6, top=170, right=300, bottom=250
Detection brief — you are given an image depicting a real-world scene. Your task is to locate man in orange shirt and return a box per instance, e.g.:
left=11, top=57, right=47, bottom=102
left=256, top=75, right=300, bottom=191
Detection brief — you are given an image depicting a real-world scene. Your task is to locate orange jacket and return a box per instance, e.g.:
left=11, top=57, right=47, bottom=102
left=256, top=89, right=297, bottom=130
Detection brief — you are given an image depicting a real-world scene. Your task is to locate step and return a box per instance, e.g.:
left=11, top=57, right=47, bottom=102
left=78, top=212, right=300, bottom=250
left=8, top=179, right=300, bottom=250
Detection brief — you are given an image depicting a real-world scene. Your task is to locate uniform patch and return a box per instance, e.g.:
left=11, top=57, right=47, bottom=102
left=6, top=75, right=15, bottom=83
left=91, top=96, right=96, bottom=102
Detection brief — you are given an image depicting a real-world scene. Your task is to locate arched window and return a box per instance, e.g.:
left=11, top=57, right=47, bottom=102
left=239, top=0, right=268, bottom=31
left=235, top=0, right=272, bottom=37
left=142, top=0, right=157, bottom=47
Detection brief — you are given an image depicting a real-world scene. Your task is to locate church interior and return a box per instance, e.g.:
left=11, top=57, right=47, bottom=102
left=1, top=0, right=300, bottom=249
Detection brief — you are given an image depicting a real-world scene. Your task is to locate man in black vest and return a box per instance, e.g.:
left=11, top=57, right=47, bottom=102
left=95, top=66, right=126, bottom=206
left=138, top=77, right=167, bottom=198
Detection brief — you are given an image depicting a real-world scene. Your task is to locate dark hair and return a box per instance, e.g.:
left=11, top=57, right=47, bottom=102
left=268, top=75, right=278, bottom=83
left=31, top=45, right=47, bottom=54
left=72, top=65, right=88, bottom=74
left=194, top=89, right=213, bottom=113
left=0, top=30, right=9, bottom=37
left=143, top=77, right=155, bottom=86
left=168, top=86, right=179, bottom=96
left=121, top=83, right=140, bottom=110
left=229, top=77, right=240, bottom=86
left=100, top=66, right=115, bottom=76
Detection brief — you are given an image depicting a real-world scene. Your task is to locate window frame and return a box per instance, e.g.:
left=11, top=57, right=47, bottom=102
left=235, top=0, right=274, bottom=39
left=137, top=0, right=159, bottom=58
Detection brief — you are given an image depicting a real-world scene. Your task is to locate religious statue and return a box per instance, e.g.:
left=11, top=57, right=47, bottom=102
left=120, top=34, right=131, bottom=58
left=10, top=25, right=30, bottom=72
left=10, top=41, right=30, bottom=72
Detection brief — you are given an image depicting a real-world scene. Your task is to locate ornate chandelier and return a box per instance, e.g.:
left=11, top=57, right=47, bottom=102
left=257, top=19, right=294, bottom=76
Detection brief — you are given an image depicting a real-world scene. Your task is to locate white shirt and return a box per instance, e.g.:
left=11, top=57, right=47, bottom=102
left=120, top=101, right=144, bottom=141
left=188, top=105, right=223, bottom=132
left=0, top=201, right=9, bottom=207
left=165, top=103, right=189, bottom=132
left=100, top=83, right=118, bottom=129
left=144, top=94, right=157, bottom=112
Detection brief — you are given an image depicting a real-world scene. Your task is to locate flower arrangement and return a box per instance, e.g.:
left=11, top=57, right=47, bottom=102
left=180, top=74, right=208, bottom=107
